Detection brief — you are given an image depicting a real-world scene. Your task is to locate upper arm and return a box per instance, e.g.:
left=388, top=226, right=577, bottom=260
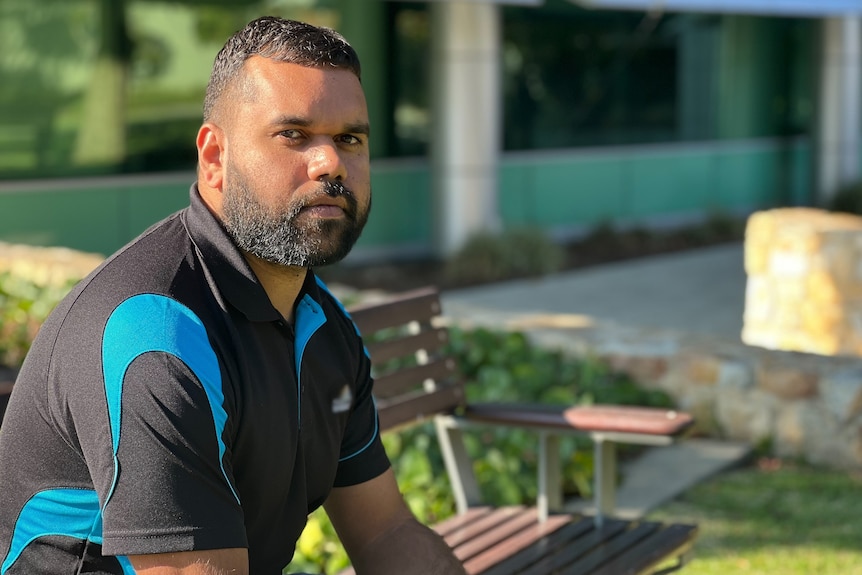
left=127, top=548, right=248, bottom=575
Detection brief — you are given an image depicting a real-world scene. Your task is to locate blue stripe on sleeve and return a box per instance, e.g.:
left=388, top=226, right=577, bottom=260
left=1, top=489, right=101, bottom=574
left=101, top=294, right=239, bottom=506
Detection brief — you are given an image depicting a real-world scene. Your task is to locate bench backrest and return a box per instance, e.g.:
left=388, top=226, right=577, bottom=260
left=347, top=286, right=465, bottom=432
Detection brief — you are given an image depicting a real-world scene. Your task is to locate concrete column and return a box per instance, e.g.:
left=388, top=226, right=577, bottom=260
left=430, top=1, right=502, bottom=257
left=817, top=16, right=862, bottom=204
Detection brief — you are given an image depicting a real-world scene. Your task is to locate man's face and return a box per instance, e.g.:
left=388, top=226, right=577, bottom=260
left=215, top=57, right=371, bottom=267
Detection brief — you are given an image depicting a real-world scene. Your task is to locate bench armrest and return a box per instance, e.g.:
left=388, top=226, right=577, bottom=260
left=439, top=402, right=695, bottom=525
left=463, top=402, right=694, bottom=443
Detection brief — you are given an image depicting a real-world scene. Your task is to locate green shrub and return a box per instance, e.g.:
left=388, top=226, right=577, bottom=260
left=0, top=272, right=77, bottom=367
left=445, top=228, right=564, bottom=285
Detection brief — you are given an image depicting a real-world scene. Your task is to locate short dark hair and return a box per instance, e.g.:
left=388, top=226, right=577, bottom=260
left=203, top=16, right=361, bottom=121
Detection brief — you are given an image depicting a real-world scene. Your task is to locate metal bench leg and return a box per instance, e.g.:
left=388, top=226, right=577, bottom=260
left=435, top=416, right=482, bottom=515
left=537, top=432, right=561, bottom=523
left=594, top=437, right=617, bottom=528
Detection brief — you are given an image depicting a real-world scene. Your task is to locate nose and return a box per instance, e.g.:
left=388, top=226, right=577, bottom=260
left=306, top=140, right=347, bottom=182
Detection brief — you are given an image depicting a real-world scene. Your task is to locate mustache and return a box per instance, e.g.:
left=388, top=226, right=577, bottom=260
left=301, top=180, right=358, bottom=220
left=322, top=179, right=351, bottom=199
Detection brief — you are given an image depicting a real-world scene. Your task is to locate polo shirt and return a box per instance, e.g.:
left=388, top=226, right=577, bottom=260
left=0, top=185, right=390, bottom=575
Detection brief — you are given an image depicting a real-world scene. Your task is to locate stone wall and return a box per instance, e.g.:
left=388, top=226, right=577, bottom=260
left=514, top=319, right=862, bottom=470
left=514, top=207, right=862, bottom=468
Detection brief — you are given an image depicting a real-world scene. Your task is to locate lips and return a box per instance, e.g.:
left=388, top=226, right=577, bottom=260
left=302, top=204, right=345, bottom=218
left=305, top=196, right=348, bottom=210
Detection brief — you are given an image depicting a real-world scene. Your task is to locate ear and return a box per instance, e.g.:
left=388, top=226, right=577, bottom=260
left=197, top=123, right=225, bottom=191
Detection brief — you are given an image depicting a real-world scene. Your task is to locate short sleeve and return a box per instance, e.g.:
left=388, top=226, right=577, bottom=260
left=82, top=294, right=247, bottom=556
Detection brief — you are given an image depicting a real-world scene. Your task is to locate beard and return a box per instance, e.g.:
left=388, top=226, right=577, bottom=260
left=221, top=166, right=370, bottom=268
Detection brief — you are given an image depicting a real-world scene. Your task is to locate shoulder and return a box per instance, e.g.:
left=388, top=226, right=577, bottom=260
left=37, top=212, right=211, bottom=361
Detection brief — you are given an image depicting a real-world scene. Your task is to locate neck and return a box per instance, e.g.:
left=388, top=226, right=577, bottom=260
left=243, top=253, right=308, bottom=323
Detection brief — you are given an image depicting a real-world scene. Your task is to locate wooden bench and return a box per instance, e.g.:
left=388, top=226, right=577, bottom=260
left=339, top=286, right=698, bottom=575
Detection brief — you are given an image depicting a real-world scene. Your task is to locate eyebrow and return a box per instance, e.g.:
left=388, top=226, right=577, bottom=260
left=270, top=116, right=370, bottom=136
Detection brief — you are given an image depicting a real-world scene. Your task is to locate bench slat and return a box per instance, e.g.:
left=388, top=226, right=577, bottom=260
left=434, top=505, right=529, bottom=547
left=365, top=327, right=449, bottom=365
left=349, top=287, right=440, bottom=333
left=463, top=514, right=580, bottom=575
left=563, top=521, right=661, bottom=574
left=511, top=519, right=631, bottom=575
left=444, top=507, right=533, bottom=555
left=432, top=506, right=497, bottom=538
left=377, top=385, right=464, bottom=431
left=373, top=357, right=458, bottom=399
left=589, top=523, right=698, bottom=575
left=475, top=517, right=595, bottom=575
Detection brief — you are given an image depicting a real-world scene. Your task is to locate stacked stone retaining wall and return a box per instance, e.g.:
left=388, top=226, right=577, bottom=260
left=515, top=319, right=862, bottom=470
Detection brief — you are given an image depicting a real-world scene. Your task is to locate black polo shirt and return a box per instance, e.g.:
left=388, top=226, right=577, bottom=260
left=0, top=185, right=389, bottom=575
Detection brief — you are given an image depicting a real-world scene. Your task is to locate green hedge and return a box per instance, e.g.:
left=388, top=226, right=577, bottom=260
left=0, top=271, right=77, bottom=367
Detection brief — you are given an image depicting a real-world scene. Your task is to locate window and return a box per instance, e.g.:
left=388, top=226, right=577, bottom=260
left=502, top=4, right=679, bottom=150
left=0, top=1, right=341, bottom=180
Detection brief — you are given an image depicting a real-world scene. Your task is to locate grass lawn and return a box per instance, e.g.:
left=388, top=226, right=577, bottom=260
left=648, top=458, right=862, bottom=575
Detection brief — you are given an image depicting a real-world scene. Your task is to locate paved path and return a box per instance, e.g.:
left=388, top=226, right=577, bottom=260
left=441, top=242, right=747, bottom=341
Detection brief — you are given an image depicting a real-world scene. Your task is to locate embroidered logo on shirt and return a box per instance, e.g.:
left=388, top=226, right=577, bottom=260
left=331, top=385, right=353, bottom=413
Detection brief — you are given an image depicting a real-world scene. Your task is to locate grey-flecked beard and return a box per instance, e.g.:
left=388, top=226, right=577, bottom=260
left=221, top=169, right=368, bottom=268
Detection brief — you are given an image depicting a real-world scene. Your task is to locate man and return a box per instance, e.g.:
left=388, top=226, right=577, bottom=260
left=0, top=16, right=466, bottom=575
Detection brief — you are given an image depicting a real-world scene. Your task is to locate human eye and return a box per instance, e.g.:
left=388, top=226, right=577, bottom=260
left=337, top=134, right=363, bottom=146
left=278, top=129, right=305, bottom=142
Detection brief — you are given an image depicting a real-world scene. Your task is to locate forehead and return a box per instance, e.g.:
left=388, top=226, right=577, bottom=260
left=234, top=56, right=367, bottom=125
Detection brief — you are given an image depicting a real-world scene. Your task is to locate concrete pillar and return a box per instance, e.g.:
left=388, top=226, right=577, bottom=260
left=817, top=17, right=862, bottom=204
left=430, top=1, right=502, bottom=257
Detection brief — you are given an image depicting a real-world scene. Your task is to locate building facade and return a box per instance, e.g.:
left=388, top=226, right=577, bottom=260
left=0, top=0, right=859, bottom=260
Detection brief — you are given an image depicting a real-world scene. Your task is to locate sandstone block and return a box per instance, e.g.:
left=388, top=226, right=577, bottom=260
left=715, top=389, right=776, bottom=442
left=743, top=208, right=862, bottom=357
left=716, top=359, right=754, bottom=390
left=774, top=402, right=805, bottom=458
left=773, top=401, right=855, bottom=468
left=756, top=364, right=819, bottom=399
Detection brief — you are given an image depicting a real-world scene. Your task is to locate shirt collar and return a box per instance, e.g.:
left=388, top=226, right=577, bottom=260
left=183, top=183, right=320, bottom=323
